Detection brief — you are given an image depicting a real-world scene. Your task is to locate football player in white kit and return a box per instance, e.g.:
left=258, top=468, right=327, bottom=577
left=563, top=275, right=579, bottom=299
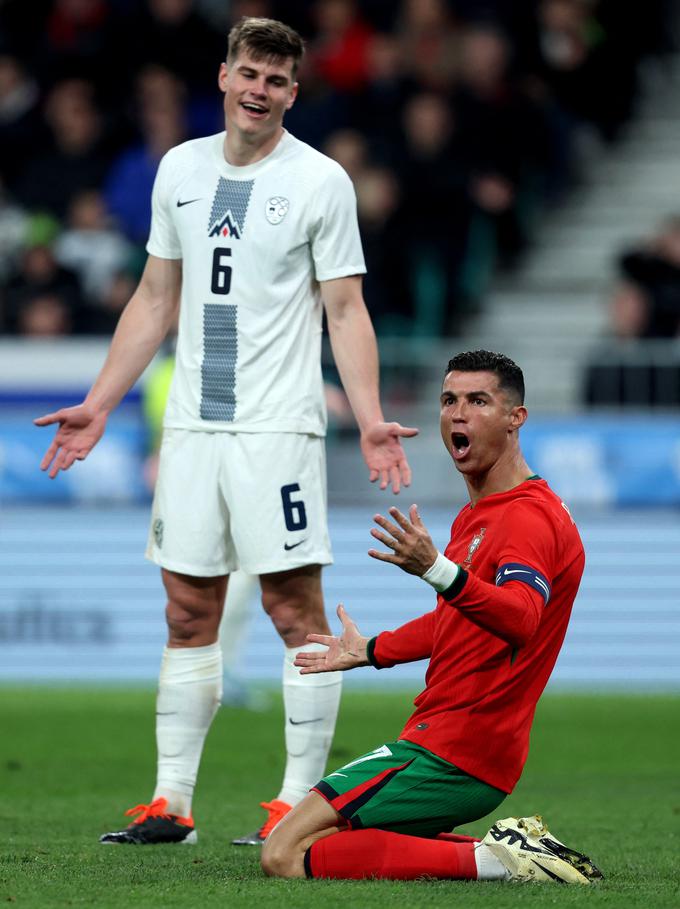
left=35, top=17, right=417, bottom=846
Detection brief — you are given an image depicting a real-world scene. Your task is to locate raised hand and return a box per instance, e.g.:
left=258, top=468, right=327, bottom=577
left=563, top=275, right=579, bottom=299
left=368, top=504, right=438, bottom=576
left=294, top=604, right=370, bottom=674
left=360, top=421, right=419, bottom=494
left=34, top=403, right=108, bottom=478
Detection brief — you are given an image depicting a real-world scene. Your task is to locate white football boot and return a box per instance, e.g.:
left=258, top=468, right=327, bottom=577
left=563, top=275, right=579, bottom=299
left=482, top=815, right=603, bottom=884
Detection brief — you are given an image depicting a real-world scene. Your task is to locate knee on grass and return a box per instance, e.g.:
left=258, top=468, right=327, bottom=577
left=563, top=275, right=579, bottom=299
left=261, top=835, right=305, bottom=879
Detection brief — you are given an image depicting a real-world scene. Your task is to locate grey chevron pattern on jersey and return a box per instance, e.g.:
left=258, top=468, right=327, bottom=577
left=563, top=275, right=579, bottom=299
left=201, top=304, right=237, bottom=421
left=208, top=178, right=254, bottom=238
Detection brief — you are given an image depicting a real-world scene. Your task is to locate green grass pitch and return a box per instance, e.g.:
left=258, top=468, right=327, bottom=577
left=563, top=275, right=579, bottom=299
left=1, top=688, right=678, bottom=908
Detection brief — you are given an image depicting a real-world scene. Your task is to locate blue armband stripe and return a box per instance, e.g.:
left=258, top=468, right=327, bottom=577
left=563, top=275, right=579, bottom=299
left=495, top=562, right=551, bottom=605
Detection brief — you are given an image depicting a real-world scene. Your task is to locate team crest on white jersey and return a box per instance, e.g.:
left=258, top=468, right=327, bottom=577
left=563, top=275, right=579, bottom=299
left=463, top=527, right=486, bottom=566
left=265, top=196, right=289, bottom=225
left=153, top=518, right=164, bottom=548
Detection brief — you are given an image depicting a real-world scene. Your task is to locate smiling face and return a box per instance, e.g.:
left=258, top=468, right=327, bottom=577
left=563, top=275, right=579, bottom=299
left=439, top=369, right=527, bottom=480
left=218, top=49, right=297, bottom=150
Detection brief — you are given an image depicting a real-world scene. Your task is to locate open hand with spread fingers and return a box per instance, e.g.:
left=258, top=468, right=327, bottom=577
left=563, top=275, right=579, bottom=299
left=360, top=420, right=419, bottom=494
left=368, top=504, right=438, bottom=576
left=34, top=403, right=108, bottom=479
left=294, top=604, right=370, bottom=674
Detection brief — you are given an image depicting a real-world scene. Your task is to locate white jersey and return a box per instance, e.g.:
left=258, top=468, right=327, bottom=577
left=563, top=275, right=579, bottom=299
left=146, top=130, right=366, bottom=435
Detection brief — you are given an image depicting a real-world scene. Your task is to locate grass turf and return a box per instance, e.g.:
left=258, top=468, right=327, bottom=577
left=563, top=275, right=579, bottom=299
left=1, top=688, right=678, bottom=908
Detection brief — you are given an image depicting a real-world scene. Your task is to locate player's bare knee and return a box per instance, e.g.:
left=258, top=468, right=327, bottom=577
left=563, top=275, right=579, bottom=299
left=260, top=565, right=327, bottom=644
left=165, top=598, right=218, bottom=644
left=261, top=591, right=328, bottom=646
left=161, top=571, right=226, bottom=642
left=262, top=600, right=313, bottom=646
left=261, top=834, right=300, bottom=878
left=165, top=602, right=197, bottom=642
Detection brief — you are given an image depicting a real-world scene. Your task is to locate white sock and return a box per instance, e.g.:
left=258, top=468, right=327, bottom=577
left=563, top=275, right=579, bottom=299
left=276, top=643, right=342, bottom=806
left=474, top=843, right=512, bottom=881
left=153, top=643, right=222, bottom=817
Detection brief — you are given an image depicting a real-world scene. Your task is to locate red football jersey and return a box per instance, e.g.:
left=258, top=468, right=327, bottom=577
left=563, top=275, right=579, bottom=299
left=370, top=478, right=585, bottom=793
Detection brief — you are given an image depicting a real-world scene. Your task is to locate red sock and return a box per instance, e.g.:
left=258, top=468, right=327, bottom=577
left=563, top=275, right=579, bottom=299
left=436, top=832, right=481, bottom=844
left=306, top=828, right=478, bottom=880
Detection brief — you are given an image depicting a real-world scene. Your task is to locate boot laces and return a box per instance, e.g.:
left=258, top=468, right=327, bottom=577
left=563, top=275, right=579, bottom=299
left=124, top=797, right=193, bottom=828
left=258, top=799, right=291, bottom=838
left=125, top=797, right=172, bottom=825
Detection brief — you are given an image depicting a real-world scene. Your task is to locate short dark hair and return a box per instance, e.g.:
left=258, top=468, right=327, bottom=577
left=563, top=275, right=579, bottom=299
left=445, top=350, right=525, bottom=404
left=227, top=17, right=305, bottom=77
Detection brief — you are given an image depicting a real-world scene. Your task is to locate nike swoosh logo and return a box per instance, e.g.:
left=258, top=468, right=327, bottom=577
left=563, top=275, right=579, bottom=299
left=531, top=859, right=565, bottom=882
left=289, top=717, right=323, bottom=725
left=284, top=540, right=306, bottom=551
left=176, top=198, right=202, bottom=207
left=503, top=568, right=532, bottom=577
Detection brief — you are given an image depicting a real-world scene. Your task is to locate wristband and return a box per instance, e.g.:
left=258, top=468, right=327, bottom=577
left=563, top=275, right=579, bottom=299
left=421, top=551, right=460, bottom=593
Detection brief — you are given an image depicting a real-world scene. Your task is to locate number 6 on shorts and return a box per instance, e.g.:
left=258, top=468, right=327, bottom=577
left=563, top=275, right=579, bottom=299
left=281, top=483, right=307, bottom=531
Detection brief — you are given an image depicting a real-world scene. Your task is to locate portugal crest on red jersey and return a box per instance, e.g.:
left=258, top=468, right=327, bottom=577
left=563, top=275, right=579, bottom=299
left=463, top=527, right=486, bottom=566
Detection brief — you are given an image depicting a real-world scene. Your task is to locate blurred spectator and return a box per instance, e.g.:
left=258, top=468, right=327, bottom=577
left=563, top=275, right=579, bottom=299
left=533, top=0, right=635, bottom=142
left=126, top=0, right=225, bottom=93
left=0, top=54, right=44, bottom=188
left=16, top=291, right=73, bottom=336
left=610, top=217, right=680, bottom=339
left=54, top=190, right=133, bottom=314
left=350, top=32, right=410, bottom=156
left=584, top=213, right=680, bottom=407
left=322, top=128, right=412, bottom=327
left=43, top=0, right=116, bottom=86
left=309, top=0, right=376, bottom=93
left=354, top=165, right=411, bottom=330
left=99, top=270, right=138, bottom=325
left=283, top=51, right=352, bottom=149
left=395, top=0, right=461, bottom=92
left=322, top=128, right=369, bottom=182
left=454, top=25, right=520, bottom=191
left=0, top=178, right=28, bottom=283
left=1, top=216, right=87, bottom=334
left=0, top=2, right=675, bottom=339
left=454, top=24, right=550, bottom=270
left=392, top=92, right=471, bottom=331
left=14, top=78, right=115, bottom=218
left=105, top=66, right=188, bottom=244
left=224, top=0, right=274, bottom=23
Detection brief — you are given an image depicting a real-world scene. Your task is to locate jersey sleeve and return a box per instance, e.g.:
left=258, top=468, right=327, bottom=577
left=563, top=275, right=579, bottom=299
left=146, top=151, right=182, bottom=260
left=440, top=499, right=566, bottom=648
left=308, top=164, right=366, bottom=282
left=368, top=609, right=437, bottom=668
left=493, top=500, right=560, bottom=603
left=442, top=572, right=545, bottom=648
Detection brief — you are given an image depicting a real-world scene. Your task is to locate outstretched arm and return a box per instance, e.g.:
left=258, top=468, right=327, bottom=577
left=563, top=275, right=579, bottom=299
left=34, top=255, right=181, bottom=478
left=321, top=275, right=418, bottom=494
left=369, top=505, right=548, bottom=648
left=295, top=602, right=437, bottom=673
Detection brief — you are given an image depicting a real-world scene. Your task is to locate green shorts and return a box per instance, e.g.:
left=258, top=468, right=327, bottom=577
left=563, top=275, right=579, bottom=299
left=313, top=740, right=506, bottom=839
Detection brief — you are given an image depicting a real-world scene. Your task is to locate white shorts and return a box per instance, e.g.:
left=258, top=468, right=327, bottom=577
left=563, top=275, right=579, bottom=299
left=146, top=429, right=332, bottom=576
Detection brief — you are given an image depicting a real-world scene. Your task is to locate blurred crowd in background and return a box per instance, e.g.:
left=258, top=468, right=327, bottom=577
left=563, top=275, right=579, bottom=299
left=0, top=0, right=676, bottom=340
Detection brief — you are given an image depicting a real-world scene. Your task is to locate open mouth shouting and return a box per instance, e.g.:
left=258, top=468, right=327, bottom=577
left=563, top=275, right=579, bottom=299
left=451, top=432, right=471, bottom=460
